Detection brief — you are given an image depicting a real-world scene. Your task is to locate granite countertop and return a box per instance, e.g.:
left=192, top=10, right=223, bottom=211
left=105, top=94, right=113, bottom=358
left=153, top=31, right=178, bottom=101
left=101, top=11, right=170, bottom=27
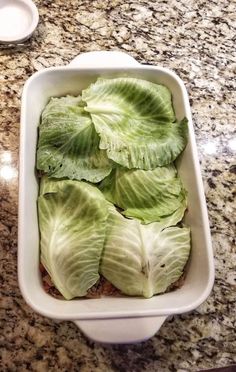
left=0, top=0, right=235, bottom=371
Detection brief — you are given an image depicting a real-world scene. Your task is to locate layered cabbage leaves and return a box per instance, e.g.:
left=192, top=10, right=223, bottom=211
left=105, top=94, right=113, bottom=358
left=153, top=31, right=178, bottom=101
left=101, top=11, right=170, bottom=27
left=37, top=77, right=191, bottom=300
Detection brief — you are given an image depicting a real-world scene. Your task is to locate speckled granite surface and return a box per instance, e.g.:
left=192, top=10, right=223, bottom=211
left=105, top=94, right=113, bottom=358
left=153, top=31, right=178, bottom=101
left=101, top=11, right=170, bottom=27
left=0, top=0, right=235, bottom=371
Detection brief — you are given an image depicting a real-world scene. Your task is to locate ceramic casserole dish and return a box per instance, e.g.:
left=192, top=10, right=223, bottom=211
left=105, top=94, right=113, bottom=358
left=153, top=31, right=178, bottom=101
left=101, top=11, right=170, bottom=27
left=18, top=51, right=214, bottom=344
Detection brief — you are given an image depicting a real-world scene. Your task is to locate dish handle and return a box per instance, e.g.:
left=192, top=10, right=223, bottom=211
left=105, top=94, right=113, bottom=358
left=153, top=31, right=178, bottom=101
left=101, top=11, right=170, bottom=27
left=68, top=51, right=140, bottom=68
left=74, top=316, right=167, bottom=344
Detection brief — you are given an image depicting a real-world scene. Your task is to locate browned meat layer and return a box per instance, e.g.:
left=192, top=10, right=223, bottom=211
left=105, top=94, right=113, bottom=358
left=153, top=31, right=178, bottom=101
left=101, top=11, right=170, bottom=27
left=40, top=263, right=120, bottom=300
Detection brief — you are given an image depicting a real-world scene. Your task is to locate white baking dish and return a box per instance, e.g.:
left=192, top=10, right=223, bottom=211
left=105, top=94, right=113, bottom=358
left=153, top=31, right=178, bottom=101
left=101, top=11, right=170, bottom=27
left=18, top=51, right=214, bottom=344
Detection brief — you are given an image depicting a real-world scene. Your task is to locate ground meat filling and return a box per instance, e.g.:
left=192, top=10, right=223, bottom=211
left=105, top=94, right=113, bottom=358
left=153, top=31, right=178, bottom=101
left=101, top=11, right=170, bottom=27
left=40, top=263, right=185, bottom=300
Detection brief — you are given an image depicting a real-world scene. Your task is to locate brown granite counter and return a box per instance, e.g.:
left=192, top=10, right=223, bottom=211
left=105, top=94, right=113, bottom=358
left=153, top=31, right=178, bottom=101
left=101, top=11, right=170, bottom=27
left=0, top=0, right=235, bottom=371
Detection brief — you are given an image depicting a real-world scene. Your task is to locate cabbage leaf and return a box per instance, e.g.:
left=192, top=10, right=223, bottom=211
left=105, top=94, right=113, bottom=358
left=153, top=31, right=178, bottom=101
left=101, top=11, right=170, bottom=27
left=38, top=177, right=109, bottom=299
left=99, top=165, right=187, bottom=224
left=101, top=207, right=190, bottom=298
left=37, top=96, right=112, bottom=182
left=82, top=78, right=188, bottom=169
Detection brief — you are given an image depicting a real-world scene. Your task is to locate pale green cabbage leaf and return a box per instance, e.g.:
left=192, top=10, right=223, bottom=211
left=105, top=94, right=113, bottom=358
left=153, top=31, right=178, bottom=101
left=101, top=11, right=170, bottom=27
left=100, top=165, right=187, bottom=224
left=101, top=207, right=191, bottom=298
left=38, top=177, right=109, bottom=299
left=82, top=78, right=188, bottom=169
left=37, top=96, right=112, bottom=182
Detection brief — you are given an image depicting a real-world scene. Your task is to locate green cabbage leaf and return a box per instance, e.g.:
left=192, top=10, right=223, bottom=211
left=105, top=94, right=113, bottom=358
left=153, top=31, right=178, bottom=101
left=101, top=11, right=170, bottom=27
left=82, top=78, right=188, bottom=169
left=36, top=96, right=112, bottom=182
left=101, top=207, right=190, bottom=298
left=100, top=165, right=187, bottom=224
left=38, top=177, right=109, bottom=299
